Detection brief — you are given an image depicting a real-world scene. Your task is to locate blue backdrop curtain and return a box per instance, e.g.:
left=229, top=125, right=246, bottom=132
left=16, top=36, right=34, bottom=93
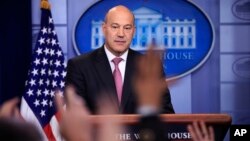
left=0, top=1, right=32, bottom=104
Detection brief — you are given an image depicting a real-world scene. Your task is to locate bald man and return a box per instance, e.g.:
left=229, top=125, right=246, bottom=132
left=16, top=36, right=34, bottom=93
left=65, top=5, right=174, bottom=114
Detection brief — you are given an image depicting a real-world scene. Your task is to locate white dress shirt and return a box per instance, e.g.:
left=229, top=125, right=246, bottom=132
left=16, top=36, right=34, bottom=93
left=104, top=46, right=128, bottom=83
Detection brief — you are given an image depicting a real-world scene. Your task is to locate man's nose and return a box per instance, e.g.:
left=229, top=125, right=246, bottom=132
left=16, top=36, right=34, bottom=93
left=117, top=27, right=125, bottom=37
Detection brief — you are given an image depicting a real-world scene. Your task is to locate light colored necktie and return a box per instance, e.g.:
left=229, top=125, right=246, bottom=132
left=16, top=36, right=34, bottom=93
left=112, top=57, right=123, bottom=104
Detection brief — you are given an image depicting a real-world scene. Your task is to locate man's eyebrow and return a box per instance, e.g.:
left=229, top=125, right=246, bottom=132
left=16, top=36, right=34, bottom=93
left=124, top=24, right=133, bottom=27
left=111, top=23, right=119, bottom=26
left=110, top=23, right=133, bottom=26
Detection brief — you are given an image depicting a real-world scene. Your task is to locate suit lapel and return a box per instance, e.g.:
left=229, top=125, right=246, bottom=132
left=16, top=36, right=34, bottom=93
left=94, top=47, right=119, bottom=109
left=120, top=49, right=136, bottom=111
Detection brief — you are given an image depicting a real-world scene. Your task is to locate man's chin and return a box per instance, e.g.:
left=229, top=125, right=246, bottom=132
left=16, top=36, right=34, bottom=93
left=114, top=42, right=126, bottom=47
left=114, top=46, right=128, bottom=52
left=114, top=49, right=128, bottom=56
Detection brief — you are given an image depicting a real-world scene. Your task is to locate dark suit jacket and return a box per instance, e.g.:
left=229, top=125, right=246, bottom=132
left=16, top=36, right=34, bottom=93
left=65, top=46, right=174, bottom=114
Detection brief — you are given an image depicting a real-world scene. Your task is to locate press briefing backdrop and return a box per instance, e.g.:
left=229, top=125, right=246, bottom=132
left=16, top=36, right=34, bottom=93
left=30, top=0, right=250, bottom=125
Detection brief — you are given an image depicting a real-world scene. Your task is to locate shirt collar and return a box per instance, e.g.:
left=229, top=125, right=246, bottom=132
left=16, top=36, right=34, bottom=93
left=104, top=45, right=128, bottom=62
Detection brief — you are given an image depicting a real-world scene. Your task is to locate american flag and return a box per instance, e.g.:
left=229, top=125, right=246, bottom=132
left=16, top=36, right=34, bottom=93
left=20, top=7, right=66, bottom=141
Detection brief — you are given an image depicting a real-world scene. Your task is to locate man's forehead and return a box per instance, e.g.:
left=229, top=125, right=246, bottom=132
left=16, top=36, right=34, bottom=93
left=108, top=5, right=132, bottom=15
left=106, top=14, right=134, bottom=25
left=108, top=12, right=133, bottom=20
left=105, top=6, right=134, bottom=21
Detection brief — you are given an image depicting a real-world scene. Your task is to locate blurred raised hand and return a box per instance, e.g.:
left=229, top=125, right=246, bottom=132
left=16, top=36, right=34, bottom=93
left=96, top=97, right=124, bottom=141
left=56, top=86, right=125, bottom=141
left=134, top=45, right=167, bottom=110
left=0, top=97, right=21, bottom=119
left=56, top=86, right=91, bottom=141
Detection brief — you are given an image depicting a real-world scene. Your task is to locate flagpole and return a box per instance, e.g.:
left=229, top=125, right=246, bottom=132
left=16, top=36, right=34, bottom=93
left=41, top=0, right=50, bottom=10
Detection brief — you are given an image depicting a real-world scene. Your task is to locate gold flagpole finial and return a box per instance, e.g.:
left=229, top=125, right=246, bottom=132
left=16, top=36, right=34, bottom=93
left=41, top=0, right=50, bottom=10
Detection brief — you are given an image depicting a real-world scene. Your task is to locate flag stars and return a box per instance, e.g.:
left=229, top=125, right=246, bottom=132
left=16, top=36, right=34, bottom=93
left=53, top=70, right=59, bottom=77
left=48, top=69, right=52, bottom=76
left=50, top=90, right=55, bottom=97
left=46, top=38, right=51, bottom=44
left=40, top=110, right=46, bottom=117
left=63, top=62, right=67, bottom=68
left=27, top=89, right=33, bottom=96
left=39, top=79, right=44, bottom=86
left=46, top=79, right=50, bottom=86
left=51, top=39, right=56, bottom=46
left=38, top=37, right=45, bottom=45
left=49, top=17, right=53, bottom=23
left=49, top=101, right=53, bottom=107
left=60, top=81, right=65, bottom=88
left=56, top=50, right=62, bottom=57
left=52, top=80, right=57, bottom=87
left=44, top=48, right=50, bottom=55
left=40, top=69, right=46, bottom=76
left=48, top=28, right=51, bottom=34
left=50, top=49, right=55, bottom=56
left=61, top=71, right=67, bottom=78
left=37, top=89, right=42, bottom=96
left=42, top=58, right=48, bottom=65
left=41, top=99, right=48, bottom=107
left=31, top=69, right=38, bottom=76
left=34, top=99, right=40, bottom=107
left=29, top=79, right=36, bottom=86
left=43, top=89, right=49, bottom=96
left=54, top=60, right=61, bottom=67
left=23, top=10, right=67, bottom=125
left=25, top=80, right=28, bottom=86
left=52, top=30, right=56, bottom=36
left=36, top=48, right=43, bottom=55
left=41, top=27, right=47, bottom=34
left=50, top=60, right=53, bottom=66
left=34, top=58, right=40, bottom=66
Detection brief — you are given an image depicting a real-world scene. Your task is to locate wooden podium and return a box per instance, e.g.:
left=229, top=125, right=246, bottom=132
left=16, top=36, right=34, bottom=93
left=89, top=114, right=232, bottom=141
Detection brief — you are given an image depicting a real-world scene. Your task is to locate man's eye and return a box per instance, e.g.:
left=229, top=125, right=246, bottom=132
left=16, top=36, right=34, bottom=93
left=111, top=26, right=119, bottom=29
left=124, top=26, right=132, bottom=30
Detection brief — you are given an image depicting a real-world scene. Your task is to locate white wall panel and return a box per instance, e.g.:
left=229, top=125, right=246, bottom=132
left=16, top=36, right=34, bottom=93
left=220, top=26, right=250, bottom=53
left=220, top=83, right=250, bottom=112
left=169, top=75, right=192, bottom=113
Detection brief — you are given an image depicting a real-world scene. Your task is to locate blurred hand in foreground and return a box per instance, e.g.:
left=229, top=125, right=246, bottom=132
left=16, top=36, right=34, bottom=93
left=56, top=86, right=124, bottom=141
left=56, top=86, right=91, bottom=141
left=187, top=121, right=215, bottom=141
left=0, top=97, right=21, bottom=119
left=96, top=97, right=124, bottom=141
left=134, top=46, right=167, bottom=110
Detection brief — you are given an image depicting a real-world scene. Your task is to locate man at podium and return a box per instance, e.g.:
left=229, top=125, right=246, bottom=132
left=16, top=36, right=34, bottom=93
left=65, top=5, right=174, bottom=114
